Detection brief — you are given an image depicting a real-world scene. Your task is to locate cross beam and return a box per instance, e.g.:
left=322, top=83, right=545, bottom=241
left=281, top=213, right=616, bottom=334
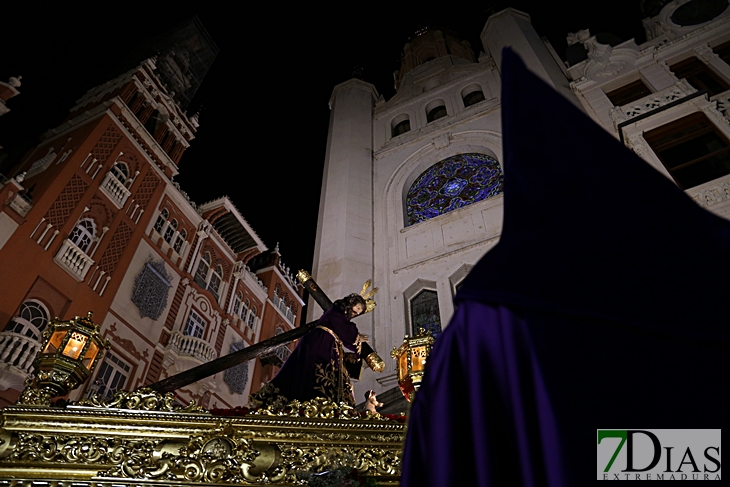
left=145, top=271, right=347, bottom=394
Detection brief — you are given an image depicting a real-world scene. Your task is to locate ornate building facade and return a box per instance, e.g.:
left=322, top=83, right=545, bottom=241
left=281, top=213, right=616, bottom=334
left=0, top=20, right=304, bottom=409
left=311, top=1, right=730, bottom=403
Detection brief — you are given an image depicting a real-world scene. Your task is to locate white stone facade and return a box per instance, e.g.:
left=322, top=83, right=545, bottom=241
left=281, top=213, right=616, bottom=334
left=312, top=3, right=730, bottom=401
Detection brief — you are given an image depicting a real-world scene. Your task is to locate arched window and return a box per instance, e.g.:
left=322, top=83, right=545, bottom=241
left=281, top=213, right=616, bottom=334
left=183, top=309, right=207, bottom=339
left=405, top=153, right=503, bottom=226
left=194, top=252, right=211, bottom=288
left=163, top=219, right=178, bottom=244
left=233, top=291, right=243, bottom=316
left=208, top=265, right=223, bottom=299
left=410, top=290, right=441, bottom=336
left=426, top=100, right=447, bottom=123
left=111, top=162, right=130, bottom=184
left=462, top=85, right=486, bottom=107
left=248, top=306, right=257, bottom=329
left=154, top=208, right=169, bottom=233
left=391, top=114, right=411, bottom=137
left=173, top=229, right=187, bottom=254
left=69, top=218, right=96, bottom=252
left=5, top=300, right=50, bottom=340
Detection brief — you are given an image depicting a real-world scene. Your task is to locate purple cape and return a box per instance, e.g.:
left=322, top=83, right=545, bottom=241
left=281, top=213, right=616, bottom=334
left=252, top=306, right=361, bottom=406
left=401, top=48, right=729, bottom=486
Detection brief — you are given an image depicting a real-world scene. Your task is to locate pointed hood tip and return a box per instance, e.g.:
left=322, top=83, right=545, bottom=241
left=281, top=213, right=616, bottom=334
left=457, top=48, right=730, bottom=339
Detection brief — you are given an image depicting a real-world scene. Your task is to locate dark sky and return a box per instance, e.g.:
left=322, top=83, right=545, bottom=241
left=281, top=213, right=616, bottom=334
left=0, top=1, right=646, bottom=273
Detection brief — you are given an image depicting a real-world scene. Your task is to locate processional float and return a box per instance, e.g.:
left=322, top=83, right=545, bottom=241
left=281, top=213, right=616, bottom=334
left=0, top=271, right=435, bottom=486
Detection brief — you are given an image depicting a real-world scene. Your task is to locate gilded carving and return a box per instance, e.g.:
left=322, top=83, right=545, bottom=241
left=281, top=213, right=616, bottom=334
left=76, top=387, right=206, bottom=413
left=8, top=432, right=163, bottom=472
left=97, top=424, right=291, bottom=483
left=249, top=397, right=362, bottom=420
left=278, top=445, right=401, bottom=482
left=0, top=395, right=404, bottom=485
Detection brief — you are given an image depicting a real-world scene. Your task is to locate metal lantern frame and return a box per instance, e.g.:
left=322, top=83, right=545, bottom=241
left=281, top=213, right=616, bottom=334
left=390, top=328, right=435, bottom=402
left=19, top=311, right=110, bottom=405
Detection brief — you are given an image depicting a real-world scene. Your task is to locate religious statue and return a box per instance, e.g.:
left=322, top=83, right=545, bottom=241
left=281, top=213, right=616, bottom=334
left=250, top=293, right=377, bottom=408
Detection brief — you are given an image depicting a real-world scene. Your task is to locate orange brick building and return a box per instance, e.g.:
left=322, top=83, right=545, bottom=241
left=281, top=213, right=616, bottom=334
left=0, top=20, right=303, bottom=409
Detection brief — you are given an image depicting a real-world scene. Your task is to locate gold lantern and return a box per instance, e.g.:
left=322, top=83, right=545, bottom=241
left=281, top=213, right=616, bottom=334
left=18, top=311, right=110, bottom=406
left=390, top=328, right=435, bottom=402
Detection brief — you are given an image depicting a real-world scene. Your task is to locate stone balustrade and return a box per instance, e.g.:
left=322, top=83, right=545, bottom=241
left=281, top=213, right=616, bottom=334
left=242, top=264, right=268, bottom=293
left=0, top=331, right=41, bottom=375
left=167, top=331, right=217, bottom=363
left=272, top=294, right=296, bottom=324
left=53, top=238, right=94, bottom=281
left=610, top=80, right=697, bottom=124
left=99, top=171, right=131, bottom=209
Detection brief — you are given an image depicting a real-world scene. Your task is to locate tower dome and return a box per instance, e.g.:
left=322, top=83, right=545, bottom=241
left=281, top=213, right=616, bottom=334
left=394, top=27, right=475, bottom=91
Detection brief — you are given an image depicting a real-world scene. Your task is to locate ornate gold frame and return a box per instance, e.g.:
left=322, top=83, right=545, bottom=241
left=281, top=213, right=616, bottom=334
left=0, top=391, right=404, bottom=486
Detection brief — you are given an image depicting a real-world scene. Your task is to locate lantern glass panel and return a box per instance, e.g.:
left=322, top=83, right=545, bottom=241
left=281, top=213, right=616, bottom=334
left=82, top=341, right=100, bottom=369
left=410, top=345, right=428, bottom=372
left=43, top=330, right=67, bottom=354
left=62, top=331, right=89, bottom=360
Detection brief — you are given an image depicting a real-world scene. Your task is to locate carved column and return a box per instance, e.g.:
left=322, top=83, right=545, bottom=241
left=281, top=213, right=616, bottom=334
left=186, top=222, right=210, bottom=275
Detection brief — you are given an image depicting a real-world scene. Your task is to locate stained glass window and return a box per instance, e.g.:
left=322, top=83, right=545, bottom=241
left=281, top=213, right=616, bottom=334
left=410, top=290, right=441, bottom=336
left=406, top=153, right=503, bottom=226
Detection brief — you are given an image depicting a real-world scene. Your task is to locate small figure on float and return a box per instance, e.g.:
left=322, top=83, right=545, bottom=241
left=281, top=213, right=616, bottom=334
left=249, top=291, right=383, bottom=409
left=364, top=389, right=383, bottom=414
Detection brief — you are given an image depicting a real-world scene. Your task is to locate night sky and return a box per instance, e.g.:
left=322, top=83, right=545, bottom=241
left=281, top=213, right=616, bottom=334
left=0, top=1, right=646, bottom=273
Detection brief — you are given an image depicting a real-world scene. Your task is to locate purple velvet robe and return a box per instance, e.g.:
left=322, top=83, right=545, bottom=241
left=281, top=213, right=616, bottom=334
left=401, top=48, right=729, bottom=486
left=251, top=306, right=361, bottom=407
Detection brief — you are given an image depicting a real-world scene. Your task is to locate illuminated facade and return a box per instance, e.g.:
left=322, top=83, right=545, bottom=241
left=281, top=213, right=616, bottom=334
left=311, top=2, right=730, bottom=405
left=0, top=20, right=303, bottom=409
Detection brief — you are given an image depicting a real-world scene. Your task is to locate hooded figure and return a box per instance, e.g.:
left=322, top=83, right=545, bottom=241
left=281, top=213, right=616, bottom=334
left=401, top=48, right=729, bottom=486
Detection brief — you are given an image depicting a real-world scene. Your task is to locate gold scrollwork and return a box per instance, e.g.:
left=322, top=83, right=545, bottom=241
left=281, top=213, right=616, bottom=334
left=10, top=432, right=159, bottom=466
left=101, top=424, right=286, bottom=483
left=17, top=385, right=54, bottom=406
left=75, top=387, right=206, bottom=413
left=278, top=444, right=401, bottom=482
left=249, top=397, right=362, bottom=420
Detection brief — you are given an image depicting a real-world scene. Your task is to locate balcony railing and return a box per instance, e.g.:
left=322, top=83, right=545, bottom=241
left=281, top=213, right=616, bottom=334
left=0, top=331, right=42, bottom=374
left=54, top=239, right=94, bottom=281
left=272, top=294, right=296, bottom=324
left=0, top=173, right=33, bottom=217
left=609, top=80, right=696, bottom=124
left=167, top=331, right=217, bottom=363
left=99, top=171, right=131, bottom=209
